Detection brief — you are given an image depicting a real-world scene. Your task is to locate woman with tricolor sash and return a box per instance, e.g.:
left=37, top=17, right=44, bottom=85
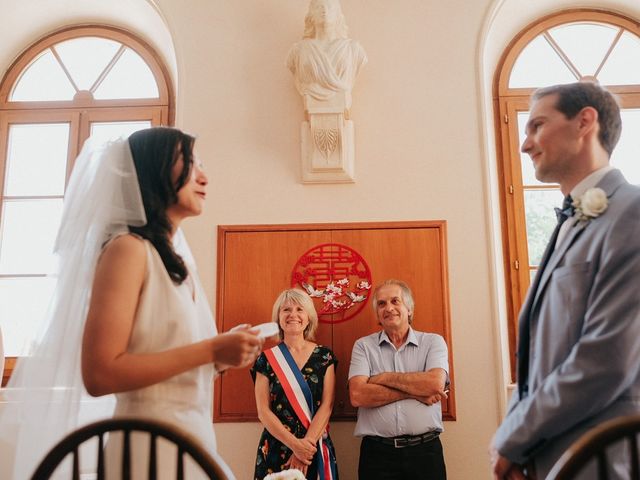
left=251, top=288, right=339, bottom=479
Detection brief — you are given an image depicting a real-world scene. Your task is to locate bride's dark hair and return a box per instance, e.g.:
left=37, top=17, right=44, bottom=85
left=127, top=127, right=196, bottom=284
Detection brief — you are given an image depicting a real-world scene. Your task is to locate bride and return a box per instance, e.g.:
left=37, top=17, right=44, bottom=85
left=0, top=127, right=262, bottom=479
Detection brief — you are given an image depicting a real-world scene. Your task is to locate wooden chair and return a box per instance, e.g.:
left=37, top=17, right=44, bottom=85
left=31, top=417, right=229, bottom=480
left=547, top=414, right=640, bottom=480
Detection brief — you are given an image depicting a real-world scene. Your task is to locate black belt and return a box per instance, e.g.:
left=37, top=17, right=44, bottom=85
left=365, top=431, right=440, bottom=448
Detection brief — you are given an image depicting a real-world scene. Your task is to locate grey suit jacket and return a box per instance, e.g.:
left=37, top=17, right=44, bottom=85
left=494, top=169, right=640, bottom=479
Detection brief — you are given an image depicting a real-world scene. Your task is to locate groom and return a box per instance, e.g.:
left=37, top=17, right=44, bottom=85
left=490, top=82, right=640, bottom=479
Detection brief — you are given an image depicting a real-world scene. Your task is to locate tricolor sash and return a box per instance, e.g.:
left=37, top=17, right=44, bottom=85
left=264, top=343, right=337, bottom=480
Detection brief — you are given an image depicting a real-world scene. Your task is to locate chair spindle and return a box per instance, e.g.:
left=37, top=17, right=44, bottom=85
left=123, top=429, right=131, bottom=480
left=149, top=433, right=158, bottom=480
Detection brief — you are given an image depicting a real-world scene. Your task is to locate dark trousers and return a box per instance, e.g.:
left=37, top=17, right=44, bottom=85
left=358, top=436, right=447, bottom=480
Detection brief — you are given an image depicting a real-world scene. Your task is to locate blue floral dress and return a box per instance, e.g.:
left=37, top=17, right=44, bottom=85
left=250, top=345, right=339, bottom=480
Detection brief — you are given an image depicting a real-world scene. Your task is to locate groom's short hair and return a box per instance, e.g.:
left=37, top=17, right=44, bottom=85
left=532, top=82, right=622, bottom=157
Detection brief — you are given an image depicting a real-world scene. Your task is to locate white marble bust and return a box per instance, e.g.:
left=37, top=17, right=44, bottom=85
left=286, top=0, right=367, bottom=106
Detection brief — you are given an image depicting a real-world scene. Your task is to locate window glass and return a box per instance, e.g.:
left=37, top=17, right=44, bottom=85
left=10, top=37, right=161, bottom=102
left=0, top=199, right=64, bottom=274
left=55, top=37, right=121, bottom=91
left=5, top=123, right=69, bottom=196
left=0, top=277, right=57, bottom=356
left=90, top=121, right=151, bottom=145
left=611, top=109, right=640, bottom=184
left=510, top=22, right=640, bottom=88
left=548, top=23, right=618, bottom=77
left=597, top=31, right=640, bottom=85
left=94, top=48, right=159, bottom=99
left=509, top=36, right=577, bottom=88
left=10, top=50, right=76, bottom=101
left=523, top=189, right=563, bottom=265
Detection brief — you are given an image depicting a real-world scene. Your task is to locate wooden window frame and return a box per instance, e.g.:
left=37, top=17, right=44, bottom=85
left=0, top=25, right=173, bottom=117
left=0, top=25, right=174, bottom=385
left=494, top=9, right=640, bottom=381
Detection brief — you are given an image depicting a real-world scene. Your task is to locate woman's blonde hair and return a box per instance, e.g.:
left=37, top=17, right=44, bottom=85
left=271, top=288, right=319, bottom=340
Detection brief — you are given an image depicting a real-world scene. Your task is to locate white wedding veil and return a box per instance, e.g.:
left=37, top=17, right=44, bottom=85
left=0, top=137, right=146, bottom=478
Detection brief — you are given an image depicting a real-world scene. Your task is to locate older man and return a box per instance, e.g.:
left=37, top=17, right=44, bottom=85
left=491, top=82, right=640, bottom=479
left=348, top=279, right=449, bottom=480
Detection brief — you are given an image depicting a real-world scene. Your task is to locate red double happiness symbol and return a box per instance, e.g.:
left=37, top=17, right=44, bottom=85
left=291, top=243, right=372, bottom=324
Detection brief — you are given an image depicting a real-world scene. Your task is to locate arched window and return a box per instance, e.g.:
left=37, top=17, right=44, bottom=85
left=0, top=25, right=173, bottom=384
left=495, top=10, right=640, bottom=379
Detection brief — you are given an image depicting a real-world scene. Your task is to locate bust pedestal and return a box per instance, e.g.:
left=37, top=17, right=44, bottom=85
left=301, top=92, right=355, bottom=184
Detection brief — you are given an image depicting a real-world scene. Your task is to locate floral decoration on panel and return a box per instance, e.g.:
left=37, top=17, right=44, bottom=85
left=292, top=243, right=372, bottom=324
left=301, top=277, right=371, bottom=311
left=573, top=187, right=608, bottom=222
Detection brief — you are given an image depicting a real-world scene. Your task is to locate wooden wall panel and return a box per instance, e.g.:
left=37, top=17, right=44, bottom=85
left=331, top=225, right=455, bottom=419
left=216, top=229, right=331, bottom=419
left=214, top=221, right=454, bottom=422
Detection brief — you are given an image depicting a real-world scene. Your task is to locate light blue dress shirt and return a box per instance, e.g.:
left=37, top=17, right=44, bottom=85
left=348, top=327, right=449, bottom=437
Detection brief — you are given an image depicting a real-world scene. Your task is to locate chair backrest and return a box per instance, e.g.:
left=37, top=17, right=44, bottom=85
left=547, top=414, right=640, bottom=480
left=31, top=417, right=229, bottom=480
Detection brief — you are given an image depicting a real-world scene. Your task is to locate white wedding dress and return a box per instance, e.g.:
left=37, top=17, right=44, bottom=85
left=105, top=234, right=234, bottom=479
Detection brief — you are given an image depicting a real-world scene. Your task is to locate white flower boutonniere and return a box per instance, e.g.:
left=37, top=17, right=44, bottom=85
left=264, top=469, right=306, bottom=480
left=573, top=187, right=608, bottom=222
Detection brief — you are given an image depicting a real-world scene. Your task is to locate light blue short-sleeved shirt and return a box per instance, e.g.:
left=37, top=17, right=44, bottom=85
left=348, top=327, right=449, bottom=437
